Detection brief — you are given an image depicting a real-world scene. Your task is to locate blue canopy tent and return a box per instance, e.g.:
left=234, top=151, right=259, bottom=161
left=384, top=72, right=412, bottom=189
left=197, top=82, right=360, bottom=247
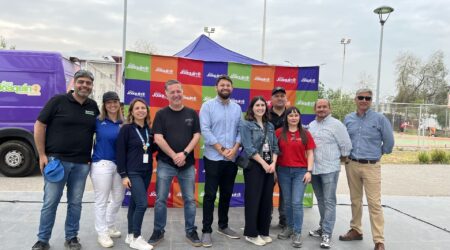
left=174, top=34, right=266, bottom=65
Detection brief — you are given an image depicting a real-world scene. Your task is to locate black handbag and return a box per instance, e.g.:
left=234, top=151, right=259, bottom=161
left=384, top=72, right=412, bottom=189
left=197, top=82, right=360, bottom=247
left=236, top=123, right=269, bottom=169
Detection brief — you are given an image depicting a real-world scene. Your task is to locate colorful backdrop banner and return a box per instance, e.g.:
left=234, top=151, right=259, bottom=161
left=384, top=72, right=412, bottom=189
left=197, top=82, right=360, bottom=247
left=124, top=51, right=319, bottom=208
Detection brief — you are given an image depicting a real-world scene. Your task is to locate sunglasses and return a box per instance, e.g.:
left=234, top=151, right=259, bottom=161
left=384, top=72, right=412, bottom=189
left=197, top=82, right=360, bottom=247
left=357, top=96, right=372, bottom=101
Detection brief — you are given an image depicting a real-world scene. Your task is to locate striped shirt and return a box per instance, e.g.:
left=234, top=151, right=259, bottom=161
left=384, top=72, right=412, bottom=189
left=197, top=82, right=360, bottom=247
left=309, top=114, right=352, bottom=174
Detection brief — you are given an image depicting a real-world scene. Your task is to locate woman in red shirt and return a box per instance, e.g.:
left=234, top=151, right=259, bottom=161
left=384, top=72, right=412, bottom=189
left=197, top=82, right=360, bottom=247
left=275, top=106, right=316, bottom=248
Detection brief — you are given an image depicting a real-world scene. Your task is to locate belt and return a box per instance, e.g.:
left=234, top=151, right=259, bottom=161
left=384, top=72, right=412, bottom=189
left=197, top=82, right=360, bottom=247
left=349, top=157, right=379, bottom=164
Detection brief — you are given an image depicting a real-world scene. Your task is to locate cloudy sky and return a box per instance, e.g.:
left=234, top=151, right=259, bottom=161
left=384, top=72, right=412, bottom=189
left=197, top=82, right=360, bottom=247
left=2, top=0, right=449, bottom=99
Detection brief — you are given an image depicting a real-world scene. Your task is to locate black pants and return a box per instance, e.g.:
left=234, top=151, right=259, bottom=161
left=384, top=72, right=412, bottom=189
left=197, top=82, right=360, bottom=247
left=202, top=157, right=238, bottom=233
left=244, top=160, right=274, bottom=237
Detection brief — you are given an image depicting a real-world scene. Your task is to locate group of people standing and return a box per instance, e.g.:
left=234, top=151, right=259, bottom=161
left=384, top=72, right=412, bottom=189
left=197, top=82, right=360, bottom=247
left=31, top=69, right=393, bottom=250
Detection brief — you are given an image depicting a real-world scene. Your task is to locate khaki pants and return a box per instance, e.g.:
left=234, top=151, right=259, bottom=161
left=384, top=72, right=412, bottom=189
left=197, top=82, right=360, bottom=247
left=345, top=160, right=384, bottom=244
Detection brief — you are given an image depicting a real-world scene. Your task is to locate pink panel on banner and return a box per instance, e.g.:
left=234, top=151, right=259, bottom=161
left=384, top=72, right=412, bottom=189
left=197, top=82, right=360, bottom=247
left=147, top=182, right=157, bottom=207
left=274, top=66, right=298, bottom=90
left=250, top=89, right=272, bottom=104
left=149, top=81, right=169, bottom=108
left=177, top=58, right=204, bottom=85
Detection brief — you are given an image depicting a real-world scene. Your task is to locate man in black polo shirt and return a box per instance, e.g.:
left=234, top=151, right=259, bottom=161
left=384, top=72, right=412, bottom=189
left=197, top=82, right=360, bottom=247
left=269, top=86, right=287, bottom=229
left=148, top=80, right=202, bottom=247
left=32, top=70, right=99, bottom=250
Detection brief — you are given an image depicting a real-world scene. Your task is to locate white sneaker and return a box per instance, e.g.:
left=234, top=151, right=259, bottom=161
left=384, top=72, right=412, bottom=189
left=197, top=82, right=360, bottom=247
left=108, top=228, right=122, bottom=238
left=245, top=236, right=266, bottom=246
left=260, top=235, right=272, bottom=243
left=125, top=234, right=133, bottom=245
left=130, top=236, right=153, bottom=250
left=98, top=234, right=114, bottom=248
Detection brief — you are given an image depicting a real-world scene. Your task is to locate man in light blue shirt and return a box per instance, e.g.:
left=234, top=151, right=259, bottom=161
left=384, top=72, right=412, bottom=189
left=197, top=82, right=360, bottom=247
left=199, top=75, right=242, bottom=247
left=339, top=88, right=394, bottom=250
left=308, top=99, right=352, bottom=249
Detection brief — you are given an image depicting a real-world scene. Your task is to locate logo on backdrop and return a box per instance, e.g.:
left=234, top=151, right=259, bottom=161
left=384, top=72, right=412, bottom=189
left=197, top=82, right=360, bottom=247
left=276, top=77, right=297, bottom=84
left=301, top=78, right=316, bottom=84
left=254, top=76, right=270, bottom=82
left=152, top=91, right=165, bottom=99
left=128, top=90, right=146, bottom=98
left=155, top=67, right=174, bottom=75
left=127, top=63, right=149, bottom=72
left=0, top=80, right=42, bottom=96
left=296, top=100, right=315, bottom=107
left=180, top=69, right=201, bottom=78
left=230, top=74, right=250, bottom=82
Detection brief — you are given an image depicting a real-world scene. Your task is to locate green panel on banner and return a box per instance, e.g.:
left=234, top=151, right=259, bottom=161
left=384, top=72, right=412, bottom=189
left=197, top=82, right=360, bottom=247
left=202, top=86, right=216, bottom=103
left=199, top=137, right=204, bottom=159
left=125, top=51, right=151, bottom=81
left=295, top=91, right=318, bottom=114
left=235, top=168, right=244, bottom=183
left=228, top=63, right=251, bottom=89
left=197, top=183, right=220, bottom=207
left=303, top=183, right=314, bottom=208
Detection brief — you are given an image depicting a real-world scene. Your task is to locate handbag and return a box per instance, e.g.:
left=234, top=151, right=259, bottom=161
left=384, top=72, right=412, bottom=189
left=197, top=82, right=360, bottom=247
left=236, top=123, right=269, bottom=169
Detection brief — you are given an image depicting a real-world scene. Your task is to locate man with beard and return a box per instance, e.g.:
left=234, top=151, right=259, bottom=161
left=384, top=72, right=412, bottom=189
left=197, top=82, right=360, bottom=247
left=32, top=70, right=100, bottom=250
left=199, top=75, right=242, bottom=247
left=269, top=86, right=287, bottom=229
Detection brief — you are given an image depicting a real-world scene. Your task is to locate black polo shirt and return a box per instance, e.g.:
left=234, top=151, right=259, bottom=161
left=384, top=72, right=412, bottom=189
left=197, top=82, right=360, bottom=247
left=269, top=107, right=286, bottom=130
left=37, top=91, right=99, bottom=163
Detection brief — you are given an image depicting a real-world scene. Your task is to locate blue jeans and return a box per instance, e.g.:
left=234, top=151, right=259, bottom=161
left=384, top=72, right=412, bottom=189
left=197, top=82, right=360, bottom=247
left=277, top=167, right=307, bottom=234
left=127, top=171, right=152, bottom=237
left=154, top=161, right=196, bottom=233
left=311, top=171, right=339, bottom=236
left=37, top=159, right=90, bottom=243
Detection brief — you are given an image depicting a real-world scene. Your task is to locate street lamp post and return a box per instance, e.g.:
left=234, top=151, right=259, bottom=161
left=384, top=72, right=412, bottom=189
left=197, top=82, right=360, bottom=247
left=340, top=38, right=351, bottom=98
left=204, top=27, right=215, bottom=37
left=374, top=5, right=394, bottom=111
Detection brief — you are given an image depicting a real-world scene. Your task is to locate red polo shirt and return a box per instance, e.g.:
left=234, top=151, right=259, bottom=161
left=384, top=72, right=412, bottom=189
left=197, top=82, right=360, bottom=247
left=276, top=128, right=316, bottom=167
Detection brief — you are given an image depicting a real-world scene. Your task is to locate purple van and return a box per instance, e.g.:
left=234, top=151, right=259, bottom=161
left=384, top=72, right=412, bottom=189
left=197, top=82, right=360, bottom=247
left=0, top=50, right=71, bottom=176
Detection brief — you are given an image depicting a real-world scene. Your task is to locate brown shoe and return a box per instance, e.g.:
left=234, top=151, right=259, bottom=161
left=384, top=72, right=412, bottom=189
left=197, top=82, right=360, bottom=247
left=374, top=242, right=385, bottom=250
left=338, top=229, right=363, bottom=241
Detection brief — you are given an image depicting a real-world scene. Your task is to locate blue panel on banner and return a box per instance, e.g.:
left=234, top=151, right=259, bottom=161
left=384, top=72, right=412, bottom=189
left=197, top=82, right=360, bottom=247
left=230, top=183, right=245, bottom=207
left=231, top=88, right=250, bottom=112
left=124, top=79, right=150, bottom=105
left=302, top=114, right=316, bottom=126
left=198, top=159, right=205, bottom=182
left=202, top=62, right=228, bottom=86
left=297, top=66, right=319, bottom=91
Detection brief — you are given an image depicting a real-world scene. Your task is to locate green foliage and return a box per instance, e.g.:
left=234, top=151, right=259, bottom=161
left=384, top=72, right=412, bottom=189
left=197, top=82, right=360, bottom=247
left=319, top=88, right=354, bottom=122
left=430, top=149, right=448, bottom=163
left=0, top=35, right=15, bottom=50
left=417, top=151, right=430, bottom=164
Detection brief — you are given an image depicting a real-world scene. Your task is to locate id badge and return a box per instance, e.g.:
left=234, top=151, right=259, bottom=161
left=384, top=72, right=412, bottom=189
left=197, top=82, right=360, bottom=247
left=143, top=153, right=149, bottom=163
left=262, top=143, right=270, bottom=152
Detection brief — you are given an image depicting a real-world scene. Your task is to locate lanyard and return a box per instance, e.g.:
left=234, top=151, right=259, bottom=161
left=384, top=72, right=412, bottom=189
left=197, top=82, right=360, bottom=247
left=135, top=127, right=150, bottom=152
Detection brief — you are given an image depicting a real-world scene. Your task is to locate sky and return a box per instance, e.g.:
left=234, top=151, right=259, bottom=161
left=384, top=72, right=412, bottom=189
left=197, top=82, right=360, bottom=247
left=1, top=0, right=449, bottom=99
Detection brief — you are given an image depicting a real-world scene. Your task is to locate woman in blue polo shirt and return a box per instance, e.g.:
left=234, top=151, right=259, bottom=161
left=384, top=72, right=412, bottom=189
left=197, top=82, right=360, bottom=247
left=116, top=98, right=156, bottom=250
left=90, top=91, right=124, bottom=248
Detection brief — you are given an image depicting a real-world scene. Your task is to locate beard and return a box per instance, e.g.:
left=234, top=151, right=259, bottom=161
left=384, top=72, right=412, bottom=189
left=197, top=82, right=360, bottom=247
left=218, top=90, right=231, bottom=99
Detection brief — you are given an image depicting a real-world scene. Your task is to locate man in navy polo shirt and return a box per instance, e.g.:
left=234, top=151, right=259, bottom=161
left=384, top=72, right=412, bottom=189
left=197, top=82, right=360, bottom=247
left=32, top=70, right=100, bottom=250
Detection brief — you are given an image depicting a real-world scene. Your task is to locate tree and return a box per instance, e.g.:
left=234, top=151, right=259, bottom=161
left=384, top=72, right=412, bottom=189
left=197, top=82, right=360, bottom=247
left=356, top=71, right=375, bottom=90
left=0, top=35, right=16, bottom=50
left=319, top=86, right=355, bottom=122
left=394, top=51, right=448, bottom=104
left=130, top=39, right=158, bottom=54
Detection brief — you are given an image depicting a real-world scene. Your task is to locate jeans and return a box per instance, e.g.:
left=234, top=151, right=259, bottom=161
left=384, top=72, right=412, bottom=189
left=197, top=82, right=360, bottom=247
left=90, top=160, right=125, bottom=235
left=37, top=159, right=90, bottom=243
left=243, top=160, right=274, bottom=237
left=127, top=171, right=152, bottom=237
left=276, top=167, right=307, bottom=234
left=311, top=171, right=339, bottom=236
left=202, top=157, right=238, bottom=233
left=154, top=160, right=196, bottom=233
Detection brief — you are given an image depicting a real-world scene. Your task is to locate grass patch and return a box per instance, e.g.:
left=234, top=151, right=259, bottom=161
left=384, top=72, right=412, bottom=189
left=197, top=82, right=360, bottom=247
left=381, top=151, right=419, bottom=164
left=418, top=152, right=430, bottom=164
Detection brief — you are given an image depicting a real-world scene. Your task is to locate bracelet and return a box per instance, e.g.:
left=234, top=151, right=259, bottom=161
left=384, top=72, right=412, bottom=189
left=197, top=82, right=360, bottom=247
left=306, top=170, right=312, bottom=174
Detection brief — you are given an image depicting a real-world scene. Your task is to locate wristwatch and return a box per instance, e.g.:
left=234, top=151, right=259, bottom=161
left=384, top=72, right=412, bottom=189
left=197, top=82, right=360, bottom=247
left=183, top=151, right=189, bottom=156
left=306, top=170, right=312, bottom=174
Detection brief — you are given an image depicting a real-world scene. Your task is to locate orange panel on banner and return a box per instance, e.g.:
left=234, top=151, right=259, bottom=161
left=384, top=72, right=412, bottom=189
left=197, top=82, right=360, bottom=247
left=250, top=65, right=275, bottom=90
left=151, top=56, right=178, bottom=82
left=285, top=90, right=297, bottom=107
left=150, top=160, right=158, bottom=183
left=182, top=84, right=202, bottom=110
left=149, top=106, right=162, bottom=126
left=172, top=182, right=184, bottom=208
left=273, top=183, right=280, bottom=207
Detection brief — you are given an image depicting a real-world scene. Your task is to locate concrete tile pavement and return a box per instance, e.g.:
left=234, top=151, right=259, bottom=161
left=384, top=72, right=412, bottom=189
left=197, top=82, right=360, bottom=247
left=1, top=192, right=449, bottom=250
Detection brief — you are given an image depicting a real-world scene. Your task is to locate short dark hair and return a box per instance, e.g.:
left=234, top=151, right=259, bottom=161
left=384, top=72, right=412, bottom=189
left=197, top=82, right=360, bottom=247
left=245, top=96, right=270, bottom=122
left=215, top=75, right=233, bottom=85
left=74, top=69, right=94, bottom=81
left=165, top=79, right=181, bottom=90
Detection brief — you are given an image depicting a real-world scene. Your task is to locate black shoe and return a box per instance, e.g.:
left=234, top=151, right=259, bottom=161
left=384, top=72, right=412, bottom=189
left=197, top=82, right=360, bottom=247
left=186, top=230, right=202, bottom=247
left=148, top=230, right=164, bottom=246
left=64, top=237, right=81, bottom=250
left=32, top=241, right=50, bottom=250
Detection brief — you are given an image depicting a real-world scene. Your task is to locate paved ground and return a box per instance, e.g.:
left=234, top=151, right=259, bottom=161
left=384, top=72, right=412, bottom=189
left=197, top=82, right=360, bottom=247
left=1, top=164, right=450, bottom=249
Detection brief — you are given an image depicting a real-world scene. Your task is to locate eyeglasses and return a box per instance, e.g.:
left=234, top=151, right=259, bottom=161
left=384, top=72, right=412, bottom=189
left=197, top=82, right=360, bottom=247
left=357, top=96, right=372, bottom=101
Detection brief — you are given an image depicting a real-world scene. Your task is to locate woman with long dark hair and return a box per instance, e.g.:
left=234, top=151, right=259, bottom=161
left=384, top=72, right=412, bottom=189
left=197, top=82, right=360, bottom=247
left=275, top=106, right=316, bottom=248
left=239, top=96, right=279, bottom=246
left=116, top=98, right=156, bottom=250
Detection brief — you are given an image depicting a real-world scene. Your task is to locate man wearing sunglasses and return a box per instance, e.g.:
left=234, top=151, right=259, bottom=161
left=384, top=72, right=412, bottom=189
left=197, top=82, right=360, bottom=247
left=339, top=88, right=394, bottom=250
